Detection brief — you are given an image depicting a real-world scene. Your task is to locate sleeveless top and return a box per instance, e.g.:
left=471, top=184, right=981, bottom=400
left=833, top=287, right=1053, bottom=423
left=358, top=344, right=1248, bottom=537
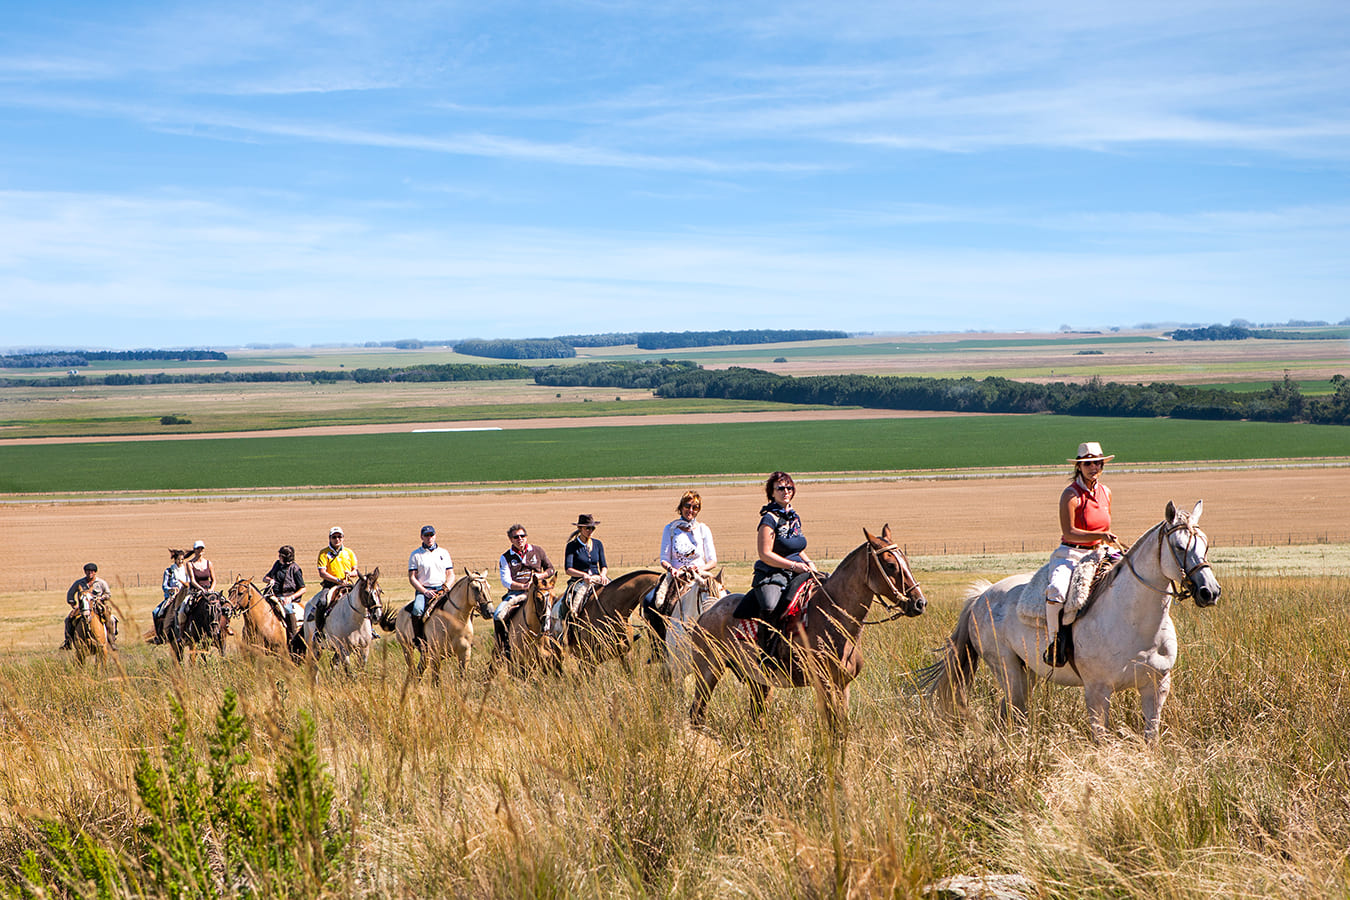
left=1066, top=478, right=1112, bottom=545
left=752, top=502, right=807, bottom=577
left=189, top=558, right=212, bottom=588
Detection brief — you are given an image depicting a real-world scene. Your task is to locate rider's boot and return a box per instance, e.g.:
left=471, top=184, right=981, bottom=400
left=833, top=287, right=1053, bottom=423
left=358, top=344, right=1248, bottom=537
left=1043, top=601, right=1066, bottom=667
left=286, top=608, right=301, bottom=644
left=493, top=618, right=512, bottom=662
left=59, top=615, right=73, bottom=651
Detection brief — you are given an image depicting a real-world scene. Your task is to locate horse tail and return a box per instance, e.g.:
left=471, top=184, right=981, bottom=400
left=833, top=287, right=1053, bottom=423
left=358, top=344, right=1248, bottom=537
left=914, top=579, right=990, bottom=714
left=377, top=607, right=399, bottom=632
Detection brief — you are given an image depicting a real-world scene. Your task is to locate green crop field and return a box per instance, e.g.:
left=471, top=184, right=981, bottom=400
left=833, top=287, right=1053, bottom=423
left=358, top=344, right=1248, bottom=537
left=2, top=415, right=1346, bottom=494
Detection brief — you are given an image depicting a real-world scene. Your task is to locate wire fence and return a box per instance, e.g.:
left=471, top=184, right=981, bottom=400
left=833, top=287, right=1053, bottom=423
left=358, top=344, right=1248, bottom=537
left=8, top=531, right=1348, bottom=594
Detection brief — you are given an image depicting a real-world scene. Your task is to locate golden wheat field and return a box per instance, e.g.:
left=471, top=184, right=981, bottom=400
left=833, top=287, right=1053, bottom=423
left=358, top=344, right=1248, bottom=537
left=2, top=464, right=1349, bottom=898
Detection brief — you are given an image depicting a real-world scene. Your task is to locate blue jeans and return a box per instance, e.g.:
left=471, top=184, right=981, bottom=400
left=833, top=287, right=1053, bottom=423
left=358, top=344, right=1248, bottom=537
left=410, top=588, right=441, bottom=619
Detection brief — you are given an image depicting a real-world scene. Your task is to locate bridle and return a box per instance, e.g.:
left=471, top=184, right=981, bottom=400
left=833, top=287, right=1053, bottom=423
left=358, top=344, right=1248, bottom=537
left=1123, top=518, right=1213, bottom=602
left=344, top=573, right=383, bottom=622
left=810, top=540, right=924, bottom=626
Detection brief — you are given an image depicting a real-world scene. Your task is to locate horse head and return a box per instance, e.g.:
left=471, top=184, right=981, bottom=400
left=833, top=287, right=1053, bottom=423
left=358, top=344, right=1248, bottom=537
left=1161, top=500, right=1221, bottom=607
left=227, top=577, right=259, bottom=611
left=362, top=567, right=385, bottom=620
left=464, top=568, right=493, bottom=614
left=863, top=524, right=926, bottom=617
left=526, top=570, right=557, bottom=630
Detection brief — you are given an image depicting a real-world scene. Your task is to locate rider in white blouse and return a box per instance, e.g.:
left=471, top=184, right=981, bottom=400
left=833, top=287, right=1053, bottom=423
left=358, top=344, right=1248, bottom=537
left=660, top=490, right=717, bottom=574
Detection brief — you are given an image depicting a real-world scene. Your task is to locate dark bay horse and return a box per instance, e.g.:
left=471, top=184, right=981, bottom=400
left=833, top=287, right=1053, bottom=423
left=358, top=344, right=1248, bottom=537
left=563, top=569, right=663, bottom=671
left=165, top=584, right=231, bottom=663
left=687, top=525, right=925, bottom=732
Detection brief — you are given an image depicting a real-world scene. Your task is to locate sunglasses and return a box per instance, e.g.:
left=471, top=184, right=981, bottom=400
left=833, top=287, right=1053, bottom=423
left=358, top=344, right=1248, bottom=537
left=511, top=533, right=527, bottom=540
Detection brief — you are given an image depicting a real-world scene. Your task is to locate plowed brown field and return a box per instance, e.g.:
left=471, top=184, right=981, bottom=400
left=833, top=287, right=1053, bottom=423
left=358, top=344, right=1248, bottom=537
left=6, top=466, right=1347, bottom=650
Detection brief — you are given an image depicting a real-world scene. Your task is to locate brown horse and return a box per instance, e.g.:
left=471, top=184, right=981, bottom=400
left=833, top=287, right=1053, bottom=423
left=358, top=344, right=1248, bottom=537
left=562, top=569, right=663, bottom=672
left=687, top=525, right=926, bottom=732
left=67, top=587, right=113, bottom=667
left=379, top=569, right=493, bottom=682
left=227, top=578, right=294, bottom=659
left=496, top=570, right=558, bottom=676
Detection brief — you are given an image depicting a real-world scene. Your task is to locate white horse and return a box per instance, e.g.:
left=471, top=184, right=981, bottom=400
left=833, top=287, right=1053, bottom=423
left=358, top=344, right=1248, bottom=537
left=658, top=570, right=726, bottom=679
left=920, top=501, right=1220, bottom=742
left=302, top=568, right=384, bottom=673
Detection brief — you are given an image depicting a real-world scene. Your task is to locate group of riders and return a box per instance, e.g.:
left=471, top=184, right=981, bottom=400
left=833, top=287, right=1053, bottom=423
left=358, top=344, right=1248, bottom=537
left=64, top=441, right=1119, bottom=671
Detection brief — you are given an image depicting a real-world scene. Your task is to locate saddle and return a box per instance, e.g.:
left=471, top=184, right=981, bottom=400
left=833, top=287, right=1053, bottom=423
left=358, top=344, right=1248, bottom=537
left=731, top=572, right=818, bottom=674
left=314, top=583, right=351, bottom=634
left=652, top=570, right=695, bottom=615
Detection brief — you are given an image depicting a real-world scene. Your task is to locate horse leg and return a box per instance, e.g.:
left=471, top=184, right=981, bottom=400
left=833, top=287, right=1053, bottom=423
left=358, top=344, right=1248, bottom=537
left=1140, top=670, right=1170, bottom=743
left=992, top=652, right=1032, bottom=727
left=1084, top=683, right=1112, bottom=743
left=748, top=681, right=771, bottom=724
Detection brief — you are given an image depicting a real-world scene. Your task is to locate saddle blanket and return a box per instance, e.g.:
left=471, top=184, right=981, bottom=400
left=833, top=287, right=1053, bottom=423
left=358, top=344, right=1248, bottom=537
left=1015, top=547, right=1115, bottom=628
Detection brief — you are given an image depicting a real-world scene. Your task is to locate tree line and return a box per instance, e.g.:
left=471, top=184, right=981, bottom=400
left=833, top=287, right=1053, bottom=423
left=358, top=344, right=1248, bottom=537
left=1169, top=324, right=1350, bottom=341
left=533, top=362, right=1350, bottom=426
left=0, top=349, right=228, bottom=367
left=455, top=329, right=849, bottom=358
left=2, top=363, right=533, bottom=388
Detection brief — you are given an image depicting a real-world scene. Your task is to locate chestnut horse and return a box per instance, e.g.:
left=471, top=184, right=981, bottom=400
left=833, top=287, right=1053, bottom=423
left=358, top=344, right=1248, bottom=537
left=379, top=569, right=493, bottom=682
left=496, top=570, right=558, bottom=677
left=227, top=578, right=293, bottom=659
left=67, top=586, right=113, bottom=667
left=687, top=526, right=925, bottom=732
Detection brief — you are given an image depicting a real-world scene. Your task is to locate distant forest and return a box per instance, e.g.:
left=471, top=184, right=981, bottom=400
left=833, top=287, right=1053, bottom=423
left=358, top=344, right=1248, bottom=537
left=0, top=349, right=228, bottom=367
left=456, top=329, right=848, bottom=358
left=1169, top=324, right=1350, bottom=341
left=1, top=363, right=533, bottom=388
left=534, top=361, right=1350, bottom=426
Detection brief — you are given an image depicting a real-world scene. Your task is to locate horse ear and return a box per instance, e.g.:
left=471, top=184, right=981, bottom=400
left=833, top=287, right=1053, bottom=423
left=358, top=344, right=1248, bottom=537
left=881, top=523, right=892, bottom=542
left=1190, top=500, right=1203, bottom=524
left=863, top=527, right=878, bottom=544
left=1165, top=500, right=1177, bottom=523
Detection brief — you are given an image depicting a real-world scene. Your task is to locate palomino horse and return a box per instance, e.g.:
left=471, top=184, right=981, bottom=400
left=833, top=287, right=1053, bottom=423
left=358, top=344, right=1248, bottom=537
left=379, top=569, right=493, bottom=682
left=497, top=570, right=558, bottom=676
left=227, top=578, right=294, bottom=659
left=302, top=568, right=384, bottom=674
left=656, top=569, right=727, bottom=679
left=561, top=569, right=663, bottom=671
left=165, top=584, right=230, bottom=663
left=687, top=525, right=926, bottom=732
left=67, top=587, right=114, bottom=667
left=920, top=501, right=1221, bottom=743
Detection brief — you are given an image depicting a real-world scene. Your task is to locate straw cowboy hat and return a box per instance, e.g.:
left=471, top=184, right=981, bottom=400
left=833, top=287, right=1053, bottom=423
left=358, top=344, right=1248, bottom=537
left=1069, top=441, right=1115, bottom=463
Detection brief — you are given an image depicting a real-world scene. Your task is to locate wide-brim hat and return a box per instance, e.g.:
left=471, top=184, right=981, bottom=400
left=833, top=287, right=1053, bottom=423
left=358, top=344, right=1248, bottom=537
left=573, top=513, right=600, bottom=528
left=1069, top=441, right=1115, bottom=463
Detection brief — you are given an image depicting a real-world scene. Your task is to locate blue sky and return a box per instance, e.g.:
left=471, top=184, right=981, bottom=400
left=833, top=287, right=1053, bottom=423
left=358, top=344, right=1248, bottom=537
left=2, top=1, right=1348, bottom=349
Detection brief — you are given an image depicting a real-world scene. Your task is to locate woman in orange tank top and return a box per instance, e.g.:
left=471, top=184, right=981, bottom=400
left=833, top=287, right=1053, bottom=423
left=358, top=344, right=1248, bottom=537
left=1044, top=442, right=1119, bottom=664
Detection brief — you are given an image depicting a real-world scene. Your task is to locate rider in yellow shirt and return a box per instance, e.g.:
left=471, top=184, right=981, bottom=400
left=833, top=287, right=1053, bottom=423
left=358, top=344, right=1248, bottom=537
left=309, top=526, right=358, bottom=628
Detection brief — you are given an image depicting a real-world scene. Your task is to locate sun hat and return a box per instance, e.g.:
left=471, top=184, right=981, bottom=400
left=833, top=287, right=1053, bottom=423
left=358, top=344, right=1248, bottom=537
left=193, top=540, right=205, bottom=549
left=572, top=513, right=600, bottom=528
left=421, top=525, right=436, bottom=536
left=329, top=526, right=344, bottom=536
left=1069, top=442, right=1115, bottom=463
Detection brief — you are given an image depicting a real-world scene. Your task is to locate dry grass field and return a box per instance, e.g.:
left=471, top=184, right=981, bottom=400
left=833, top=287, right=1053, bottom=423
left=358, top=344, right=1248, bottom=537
left=4, top=333, right=1349, bottom=898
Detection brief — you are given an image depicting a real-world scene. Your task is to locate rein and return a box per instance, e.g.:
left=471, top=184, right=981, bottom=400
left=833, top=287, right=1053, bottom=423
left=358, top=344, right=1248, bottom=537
left=860, top=541, right=921, bottom=625
left=806, top=541, right=919, bottom=627
left=1121, top=519, right=1210, bottom=602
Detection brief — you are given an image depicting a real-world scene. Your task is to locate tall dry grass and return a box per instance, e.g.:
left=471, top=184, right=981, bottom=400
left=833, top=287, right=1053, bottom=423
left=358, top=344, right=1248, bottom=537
left=1, top=564, right=1347, bottom=898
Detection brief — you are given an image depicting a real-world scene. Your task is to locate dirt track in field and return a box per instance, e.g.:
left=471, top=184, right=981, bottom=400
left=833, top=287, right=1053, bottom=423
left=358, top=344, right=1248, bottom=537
left=6, top=467, right=1348, bottom=651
